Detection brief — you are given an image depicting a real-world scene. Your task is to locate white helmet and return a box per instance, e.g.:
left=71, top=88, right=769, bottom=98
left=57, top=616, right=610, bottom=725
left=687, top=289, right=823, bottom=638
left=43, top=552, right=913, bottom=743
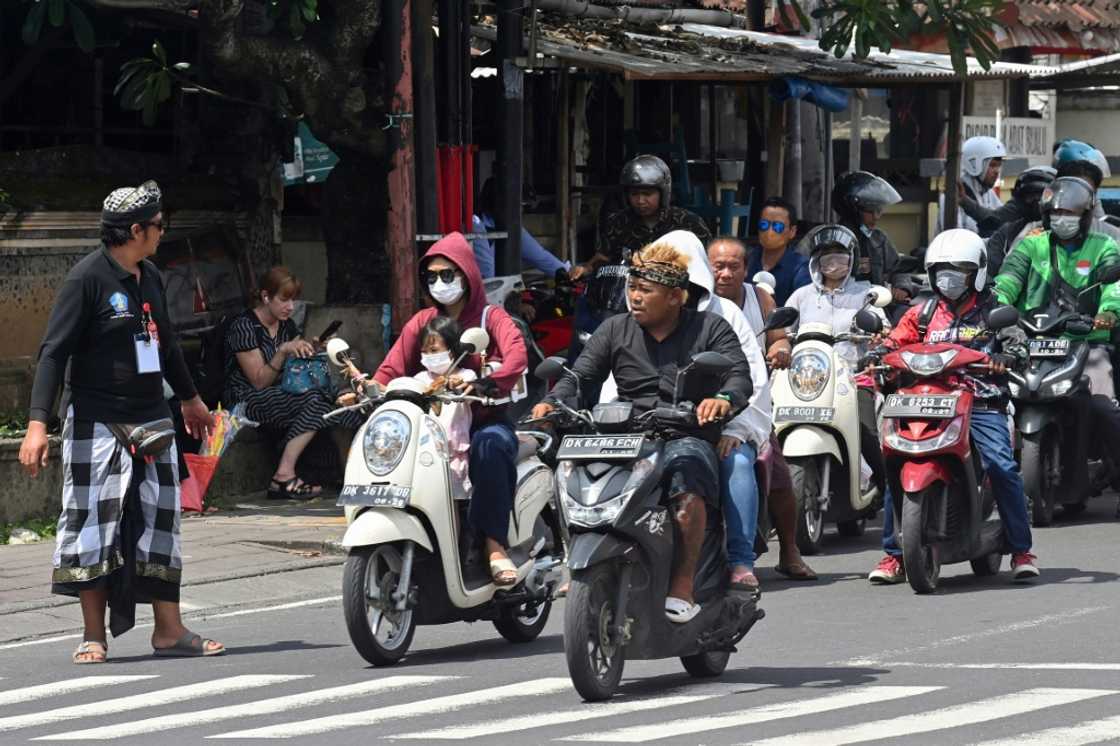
left=962, top=136, right=1007, bottom=178
left=925, top=228, right=988, bottom=292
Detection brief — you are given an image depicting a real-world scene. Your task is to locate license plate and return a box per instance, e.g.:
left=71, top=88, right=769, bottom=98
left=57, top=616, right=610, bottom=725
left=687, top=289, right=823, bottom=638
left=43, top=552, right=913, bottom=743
left=775, top=406, right=835, bottom=424
left=1029, top=338, right=1070, bottom=358
left=882, top=394, right=958, bottom=418
left=337, top=484, right=411, bottom=508
left=557, top=435, right=645, bottom=460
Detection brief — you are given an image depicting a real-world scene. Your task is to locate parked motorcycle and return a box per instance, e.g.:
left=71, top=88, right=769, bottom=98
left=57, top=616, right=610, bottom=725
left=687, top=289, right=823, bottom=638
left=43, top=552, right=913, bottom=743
left=859, top=305, right=1020, bottom=593
left=322, top=330, right=563, bottom=666
left=770, top=286, right=892, bottom=554
left=534, top=353, right=764, bottom=702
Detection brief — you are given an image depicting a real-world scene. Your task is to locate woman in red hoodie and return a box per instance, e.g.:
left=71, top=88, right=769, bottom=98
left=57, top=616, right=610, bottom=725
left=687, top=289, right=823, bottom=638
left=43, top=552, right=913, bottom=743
left=373, top=233, right=528, bottom=584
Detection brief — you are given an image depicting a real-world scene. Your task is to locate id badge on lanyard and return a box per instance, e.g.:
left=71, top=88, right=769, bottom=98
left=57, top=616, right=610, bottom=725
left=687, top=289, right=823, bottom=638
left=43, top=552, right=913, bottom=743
left=134, top=301, right=162, bottom=374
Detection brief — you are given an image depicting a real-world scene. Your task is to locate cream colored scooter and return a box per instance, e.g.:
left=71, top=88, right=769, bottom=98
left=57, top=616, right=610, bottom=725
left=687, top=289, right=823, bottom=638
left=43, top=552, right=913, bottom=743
left=323, top=330, right=562, bottom=666
left=770, top=286, right=892, bottom=555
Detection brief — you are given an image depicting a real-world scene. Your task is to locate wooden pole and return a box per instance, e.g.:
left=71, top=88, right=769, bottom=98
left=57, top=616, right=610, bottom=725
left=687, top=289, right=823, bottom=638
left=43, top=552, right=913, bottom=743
left=944, top=82, right=964, bottom=232
left=496, top=0, right=524, bottom=275
left=848, top=92, right=862, bottom=173
left=386, top=0, right=419, bottom=332
left=765, top=97, right=785, bottom=201
left=558, top=69, right=572, bottom=265
left=785, top=100, right=803, bottom=217
left=412, top=0, right=439, bottom=235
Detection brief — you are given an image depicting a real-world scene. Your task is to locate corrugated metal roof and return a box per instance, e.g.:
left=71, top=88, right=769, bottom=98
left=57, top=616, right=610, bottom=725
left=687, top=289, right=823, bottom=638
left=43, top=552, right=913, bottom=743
left=477, top=20, right=1037, bottom=83
left=1029, top=49, right=1120, bottom=85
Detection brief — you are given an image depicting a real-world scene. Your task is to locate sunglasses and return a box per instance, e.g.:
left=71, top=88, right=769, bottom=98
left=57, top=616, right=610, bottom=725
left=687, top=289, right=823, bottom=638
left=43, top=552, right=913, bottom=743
left=424, top=269, right=459, bottom=285
left=758, top=219, right=786, bottom=234
left=141, top=219, right=168, bottom=233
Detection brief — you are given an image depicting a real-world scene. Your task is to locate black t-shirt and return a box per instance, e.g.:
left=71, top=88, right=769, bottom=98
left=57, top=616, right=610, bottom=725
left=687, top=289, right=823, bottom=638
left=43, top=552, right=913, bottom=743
left=29, top=247, right=196, bottom=424
left=223, top=310, right=299, bottom=404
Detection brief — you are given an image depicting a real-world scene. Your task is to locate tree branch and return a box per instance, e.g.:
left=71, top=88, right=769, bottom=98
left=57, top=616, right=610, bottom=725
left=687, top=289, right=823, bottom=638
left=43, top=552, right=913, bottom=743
left=86, top=0, right=196, bottom=11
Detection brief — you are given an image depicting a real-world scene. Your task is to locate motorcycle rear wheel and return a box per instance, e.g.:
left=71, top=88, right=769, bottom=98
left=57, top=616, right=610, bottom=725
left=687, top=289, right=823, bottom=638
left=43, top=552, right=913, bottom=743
left=681, top=650, right=731, bottom=678
left=342, top=544, right=417, bottom=666
left=970, top=552, right=1002, bottom=577
left=494, top=599, right=552, bottom=643
left=790, top=459, right=824, bottom=556
left=564, top=564, right=625, bottom=701
left=901, top=490, right=941, bottom=594
left=1022, top=433, right=1055, bottom=527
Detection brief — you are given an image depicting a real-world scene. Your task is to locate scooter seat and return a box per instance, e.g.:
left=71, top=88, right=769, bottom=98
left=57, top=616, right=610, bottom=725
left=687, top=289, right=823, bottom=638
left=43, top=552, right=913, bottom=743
left=516, top=435, right=539, bottom=463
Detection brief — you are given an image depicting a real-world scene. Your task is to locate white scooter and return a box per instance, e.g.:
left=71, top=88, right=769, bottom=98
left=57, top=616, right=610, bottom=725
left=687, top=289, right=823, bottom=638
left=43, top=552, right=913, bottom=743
left=323, top=330, right=563, bottom=666
left=770, top=286, right=892, bottom=555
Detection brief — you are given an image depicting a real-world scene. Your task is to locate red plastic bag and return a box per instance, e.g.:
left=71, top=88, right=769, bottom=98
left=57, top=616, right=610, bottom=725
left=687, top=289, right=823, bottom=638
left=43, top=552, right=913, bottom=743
left=182, top=454, right=219, bottom=512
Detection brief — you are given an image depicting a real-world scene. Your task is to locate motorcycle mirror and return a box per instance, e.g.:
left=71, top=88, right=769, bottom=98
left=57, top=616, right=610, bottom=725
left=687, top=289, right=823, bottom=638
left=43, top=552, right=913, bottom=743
left=752, top=271, right=777, bottom=296
left=1098, top=263, right=1120, bottom=285
left=325, top=338, right=352, bottom=368
left=535, top=356, right=568, bottom=381
left=868, top=285, right=893, bottom=308
left=987, top=305, right=1020, bottom=330
left=690, top=351, right=734, bottom=375
left=895, top=254, right=921, bottom=274
left=763, top=306, right=799, bottom=332
left=854, top=309, right=884, bottom=334
left=459, top=327, right=490, bottom=355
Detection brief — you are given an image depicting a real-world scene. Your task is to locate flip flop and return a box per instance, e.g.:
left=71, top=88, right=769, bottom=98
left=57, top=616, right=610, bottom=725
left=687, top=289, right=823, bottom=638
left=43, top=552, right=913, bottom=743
left=729, top=571, right=760, bottom=593
left=775, top=561, right=818, bottom=581
left=489, top=557, right=518, bottom=586
left=665, top=597, right=701, bottom=624
left=153, top=632, right=226, bottom=658
left=72, top=640, right=107, bottom=665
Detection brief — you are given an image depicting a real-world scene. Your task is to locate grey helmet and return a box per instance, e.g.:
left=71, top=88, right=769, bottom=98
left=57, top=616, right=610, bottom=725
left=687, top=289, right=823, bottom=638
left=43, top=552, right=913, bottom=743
left=621, top=154, right=672, bottom=207
left=1041, top=176, right=1097, bottom=239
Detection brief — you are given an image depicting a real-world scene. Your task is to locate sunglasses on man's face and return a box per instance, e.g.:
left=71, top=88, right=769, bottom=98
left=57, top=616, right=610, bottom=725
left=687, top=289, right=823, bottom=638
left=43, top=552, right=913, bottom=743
left=424, top=269, right=458, bottom=285
left=141, top=219, right=168, bottom=233
left=758, top=219, right=786, bottom=234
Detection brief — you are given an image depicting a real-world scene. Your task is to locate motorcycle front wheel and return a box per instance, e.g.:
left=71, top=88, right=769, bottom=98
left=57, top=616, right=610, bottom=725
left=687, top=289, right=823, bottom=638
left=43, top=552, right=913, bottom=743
left=901, top=489, right=941, bottom=594
left=342, top=544, right=417, bottom=666
left=564, top=564, right=625, bottom=701
left=1022, top=432, right=1056, bottom=527
left=681, top=650, right=731, bottom=678
left=789, top=458, right=824, bottom=555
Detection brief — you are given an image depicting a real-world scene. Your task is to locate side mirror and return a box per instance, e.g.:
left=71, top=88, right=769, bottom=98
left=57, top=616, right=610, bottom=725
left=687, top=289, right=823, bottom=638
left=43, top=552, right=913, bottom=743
left=325, top=338, right=351, bottom=367
left=535, top=356, right=568, bottom=381
left=460, top=327, right=490, bottom=355
left=690, top=351, right=734, bottom=375
left=1098, top=263, right=1120, bottom=285
left=854, top=309, right=884, bottom=334
left=763, top=306, right=799, bottom=332
left=895, top=255, right=922, bottom=274
left=868, top=285, right=893, bottom=308
left=752, top=271, right=777, bottom=296
left=987, top=305, right=1020, bottom=330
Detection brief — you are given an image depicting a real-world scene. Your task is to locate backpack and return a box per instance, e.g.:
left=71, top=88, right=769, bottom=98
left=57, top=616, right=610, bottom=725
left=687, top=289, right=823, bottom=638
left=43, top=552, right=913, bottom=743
left=195, top=315, right=235, bottom=408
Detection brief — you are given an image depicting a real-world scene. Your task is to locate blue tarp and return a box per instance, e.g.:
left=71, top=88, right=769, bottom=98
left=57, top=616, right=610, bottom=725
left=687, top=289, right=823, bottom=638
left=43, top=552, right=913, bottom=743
left=769, top=77, right=849, bottom=113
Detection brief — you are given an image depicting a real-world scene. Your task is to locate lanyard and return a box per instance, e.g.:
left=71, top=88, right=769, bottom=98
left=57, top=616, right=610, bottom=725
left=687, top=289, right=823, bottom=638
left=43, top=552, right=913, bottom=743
left=141, top=302, right=158, bottom=344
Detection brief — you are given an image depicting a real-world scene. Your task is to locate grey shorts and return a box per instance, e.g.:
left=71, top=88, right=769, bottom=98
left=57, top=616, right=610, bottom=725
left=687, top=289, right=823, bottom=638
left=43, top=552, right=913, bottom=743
left=662, top=436, right=720, bottom=505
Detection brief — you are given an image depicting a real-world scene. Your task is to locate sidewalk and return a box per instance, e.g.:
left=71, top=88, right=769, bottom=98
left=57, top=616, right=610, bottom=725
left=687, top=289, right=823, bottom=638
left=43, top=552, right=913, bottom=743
left=0, top=495, right=349, bottom=644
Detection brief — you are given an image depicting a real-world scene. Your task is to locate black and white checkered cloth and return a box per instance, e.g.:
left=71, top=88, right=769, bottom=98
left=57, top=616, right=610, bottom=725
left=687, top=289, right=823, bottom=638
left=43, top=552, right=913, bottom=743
left=52, top=411, right=182, bottom=586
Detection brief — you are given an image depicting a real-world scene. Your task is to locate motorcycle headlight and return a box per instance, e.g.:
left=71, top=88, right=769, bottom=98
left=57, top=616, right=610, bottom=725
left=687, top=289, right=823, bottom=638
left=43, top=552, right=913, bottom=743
left=1008, top=380, right=1023, bottom=398
left=884, top=416, right=964, bottom=454
left=563, top=491, right=630, bottom=527
left=900, top=349, right=958, bottom=376
left=363, top=411, right=411, bottom=476
left=1043, top=378, right=1074, bottom=397
left=789, top=349, right=831, bottom=401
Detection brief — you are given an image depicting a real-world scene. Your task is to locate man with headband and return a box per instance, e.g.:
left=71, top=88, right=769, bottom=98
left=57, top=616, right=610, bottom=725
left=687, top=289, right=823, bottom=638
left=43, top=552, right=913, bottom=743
left=19, top=180, right=224, bottom=662
left=532, top=242, right=753, bottom=623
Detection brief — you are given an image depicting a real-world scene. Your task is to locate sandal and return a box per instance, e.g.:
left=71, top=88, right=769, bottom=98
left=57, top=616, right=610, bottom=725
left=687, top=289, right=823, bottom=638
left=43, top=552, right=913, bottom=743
left=153, top=632, right=225, bottom=658
left=73, top=640, right=107, bottom=665
left=665, top=597, right=701, bottom=624
left=267, top=476, right=322, bottom=501
left=729, top=570, right=760, bottom=593
left=775, top=560, right=818, bottom=581
left=489, top=556, right=518, bottom=586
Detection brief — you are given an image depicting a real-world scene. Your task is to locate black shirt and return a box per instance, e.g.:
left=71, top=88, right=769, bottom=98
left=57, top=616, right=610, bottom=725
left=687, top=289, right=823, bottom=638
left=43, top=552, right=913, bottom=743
left=29, top=247, right=196, bottom=424
left=546, top=308, right=752, bottom=443
left=223, top=310, right=299, bottom=404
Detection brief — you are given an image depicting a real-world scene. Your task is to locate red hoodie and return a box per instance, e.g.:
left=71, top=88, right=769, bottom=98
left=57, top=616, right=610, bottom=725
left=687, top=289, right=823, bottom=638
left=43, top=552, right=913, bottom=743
left=374, top=233, right=528, bottom=400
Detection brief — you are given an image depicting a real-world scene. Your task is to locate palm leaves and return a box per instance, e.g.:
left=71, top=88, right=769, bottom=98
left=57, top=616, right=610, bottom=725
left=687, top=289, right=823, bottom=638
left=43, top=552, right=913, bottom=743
left=21, top=0, right=96, bottom=53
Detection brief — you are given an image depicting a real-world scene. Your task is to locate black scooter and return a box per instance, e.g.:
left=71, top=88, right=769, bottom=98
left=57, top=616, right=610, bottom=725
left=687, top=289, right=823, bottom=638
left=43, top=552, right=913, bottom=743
left=534, top=353, right=764, bottom=701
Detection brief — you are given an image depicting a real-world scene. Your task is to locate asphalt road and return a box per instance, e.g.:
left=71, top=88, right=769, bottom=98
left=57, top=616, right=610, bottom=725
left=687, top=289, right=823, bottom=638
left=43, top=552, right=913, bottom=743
left=2, top=497, right=1119, bottom=745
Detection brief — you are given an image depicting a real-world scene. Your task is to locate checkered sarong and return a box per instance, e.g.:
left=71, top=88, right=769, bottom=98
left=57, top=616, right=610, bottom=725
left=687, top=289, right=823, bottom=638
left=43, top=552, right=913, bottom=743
left=52, top=412, right=182, bottom=586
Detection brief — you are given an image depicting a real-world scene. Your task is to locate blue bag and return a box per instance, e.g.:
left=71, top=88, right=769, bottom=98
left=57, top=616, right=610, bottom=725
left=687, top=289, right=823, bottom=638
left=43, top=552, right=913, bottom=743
left=281, top=354, right=332, bottom=395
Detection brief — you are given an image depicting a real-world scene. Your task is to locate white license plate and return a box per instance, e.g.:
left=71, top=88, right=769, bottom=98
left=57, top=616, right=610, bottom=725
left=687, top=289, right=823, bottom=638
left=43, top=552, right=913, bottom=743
left=775, top=406, right=835, bottom=424
left=338, top=484, right=411, bottom=508
left=882, top=394, right=958, bottom=418
left=1029, top=338, right=1070, bottom=358
left=557, top=435, right=645, bottom=460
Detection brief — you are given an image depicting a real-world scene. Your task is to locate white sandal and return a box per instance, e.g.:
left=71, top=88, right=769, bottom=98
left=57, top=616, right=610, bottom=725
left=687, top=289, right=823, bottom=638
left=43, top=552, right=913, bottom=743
left=489, top=556, right=518, bottom=586
left=665, top=597, right=701, bottom=624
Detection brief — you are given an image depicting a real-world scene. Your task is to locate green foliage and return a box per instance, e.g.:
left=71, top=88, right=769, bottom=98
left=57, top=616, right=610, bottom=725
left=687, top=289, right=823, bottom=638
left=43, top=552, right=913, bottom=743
left=0, top=414, right=28, bottom=438
left=115, top=42, right=175, bottom=126
left=20, top=0, right=96, bottom=53
left=266, top=0, right=319, bottom=40
left=784, top=0, right=1005, bottom=76
left=0, top=517, right=58, bottom=545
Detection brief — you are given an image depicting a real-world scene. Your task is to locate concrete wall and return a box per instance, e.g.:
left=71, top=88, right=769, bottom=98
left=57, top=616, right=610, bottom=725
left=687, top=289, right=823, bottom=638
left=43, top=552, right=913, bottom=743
left=1057, top=92, right=1120, bottom=157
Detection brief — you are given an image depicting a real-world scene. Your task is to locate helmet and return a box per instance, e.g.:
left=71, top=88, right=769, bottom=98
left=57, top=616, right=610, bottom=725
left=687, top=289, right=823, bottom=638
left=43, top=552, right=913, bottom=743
left=925, top=228, right=988, bottom=292
left=962, top=136, right=1007, bottom=178
left=807, top=224, right=859, bottom=257
left=1011, top=165, right=1056, bottom=202
left=1041, top=176, right=1097, bottom=238
left=1053, top=139, right=1110, bottom=184
left=831, top=171, right=902, bottom=224
left=620, top=155, right=672, bottom=208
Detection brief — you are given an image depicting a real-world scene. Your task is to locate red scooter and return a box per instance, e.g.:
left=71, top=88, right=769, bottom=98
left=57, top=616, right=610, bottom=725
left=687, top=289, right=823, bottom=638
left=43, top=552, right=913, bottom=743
left=857, top=305, right=1019, bottom=594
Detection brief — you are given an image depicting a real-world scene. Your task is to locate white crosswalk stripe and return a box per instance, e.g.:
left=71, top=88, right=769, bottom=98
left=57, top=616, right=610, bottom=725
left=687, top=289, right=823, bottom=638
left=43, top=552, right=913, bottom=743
left=0, top=675, right=306, bottom=733
left=210, top=677, right=573, bottom=739
left=0, top=677, right=157, bottom=708
left=745, top=688, right=1117, bottom=746
left=968, top=714, right=1120, bottom=746
left=32, top=675, right=450, bottom=741
left=565, top=685, right=941, bottom=743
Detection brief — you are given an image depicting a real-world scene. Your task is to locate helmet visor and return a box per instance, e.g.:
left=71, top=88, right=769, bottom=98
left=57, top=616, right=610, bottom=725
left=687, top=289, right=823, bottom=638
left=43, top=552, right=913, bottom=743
left=851, top=178, right=902, bottom=211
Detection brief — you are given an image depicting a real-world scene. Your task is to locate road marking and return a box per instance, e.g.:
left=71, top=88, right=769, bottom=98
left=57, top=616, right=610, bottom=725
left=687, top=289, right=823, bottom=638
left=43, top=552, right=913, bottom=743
left=839, top=606, right=1108, bottom=666
left=969, top=713, right=1120, bottom=746
left=564, top=686, right=941, bottom=743
left=0, top=677, right=158, bottom=708
left=397, top=683, right=767, bottom=740
left=0, top=675, right=306, bottom=733
left=33, top=675, right=449, bottom=740
left=882, top=662, right=1120, bottom=671
left=200, top=596, right=342, bottom=620
left=744, top=688, right=1116, bottom=746
left=211, top=677, right=573, bottom=739
left=0, top=634, right=84, bottom=652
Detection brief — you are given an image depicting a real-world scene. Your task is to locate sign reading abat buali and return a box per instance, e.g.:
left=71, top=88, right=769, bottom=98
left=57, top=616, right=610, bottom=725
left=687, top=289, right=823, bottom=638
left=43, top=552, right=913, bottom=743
left=962, top=117, right=1055, bottom=167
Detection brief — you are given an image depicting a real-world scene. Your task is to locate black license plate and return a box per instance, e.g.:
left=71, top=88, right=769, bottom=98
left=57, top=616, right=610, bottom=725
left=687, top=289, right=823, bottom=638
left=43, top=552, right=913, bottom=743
left=338, top=484, right=411, bottom=508
left=1029, top=338, right=1070, bottom=358
left=557, top=435, right=645, bottom=460
left=882, top=394, right=958, bottom=418
left=775, top=406, right=835, bottom=424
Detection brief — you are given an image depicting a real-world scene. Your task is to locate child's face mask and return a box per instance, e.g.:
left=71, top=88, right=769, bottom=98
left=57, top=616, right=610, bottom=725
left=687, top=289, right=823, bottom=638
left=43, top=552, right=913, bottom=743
left=421, top=351, right=453, bottom=375
left=819, top=254, right=851, bottom=280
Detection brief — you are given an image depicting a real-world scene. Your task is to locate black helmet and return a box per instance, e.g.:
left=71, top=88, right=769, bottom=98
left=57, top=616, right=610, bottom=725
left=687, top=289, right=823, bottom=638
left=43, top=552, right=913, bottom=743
left=806, top=224, right=859, bottom=257
left=831, top=171, right=901, bottom=224
left=1012, top=166, right=1057, bottom=203
left=621, top=155, right=672, bottom=207
left=1041, top=176, right=1096, bottom=239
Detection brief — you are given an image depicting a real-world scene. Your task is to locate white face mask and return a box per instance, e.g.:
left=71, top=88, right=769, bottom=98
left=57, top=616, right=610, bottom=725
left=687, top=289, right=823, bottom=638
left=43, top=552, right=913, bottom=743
left=429, top=277, right=465, bottom=305
left=421, top=351, right=453, bottom=375
left=819, top=254, right=851, bottom=280
left=935, top=269, right=971, bottom=301
left=1050, top=214, right=1082, bottom=241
